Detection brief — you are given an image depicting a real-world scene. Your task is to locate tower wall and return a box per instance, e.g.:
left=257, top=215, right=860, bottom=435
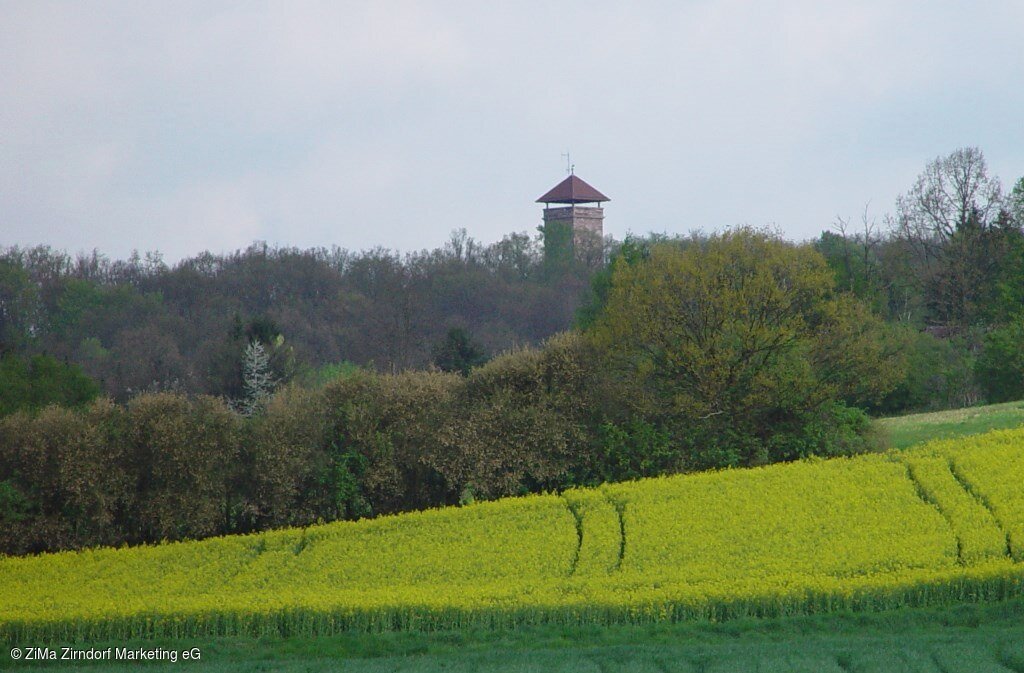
left=542, top=206, right=604, bottom=265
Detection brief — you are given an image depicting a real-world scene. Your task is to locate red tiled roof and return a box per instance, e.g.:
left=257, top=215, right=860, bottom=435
left=536, top=175, right=609, bottom=204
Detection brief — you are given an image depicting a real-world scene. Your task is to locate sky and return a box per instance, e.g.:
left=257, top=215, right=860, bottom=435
left=2, top=1, right=1023, bottom=263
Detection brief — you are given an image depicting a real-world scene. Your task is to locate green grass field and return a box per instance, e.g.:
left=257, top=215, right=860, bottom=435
left=875, top=400, right=1024, bottom=450
left=5, top=598, right=1024, bottom=672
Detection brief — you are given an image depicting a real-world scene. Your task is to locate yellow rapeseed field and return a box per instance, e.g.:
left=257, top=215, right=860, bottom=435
left=3, top=429, right=1024, bottom=642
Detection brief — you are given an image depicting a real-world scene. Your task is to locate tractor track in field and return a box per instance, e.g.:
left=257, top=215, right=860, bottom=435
left=561, top=490, right=626, bottom=577
left=902, top=457, right=1013, bottom=565
left=947, top=457, right=1015, bottom=561
left=903, top=462, right=968, bottom=566
left=563, top=497, right=584, bottom=577
left=602, top=490, right=627, bottom=572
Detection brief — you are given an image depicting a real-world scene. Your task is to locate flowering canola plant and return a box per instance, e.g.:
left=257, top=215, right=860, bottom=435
left=3, top=429, right=1024, bottom=642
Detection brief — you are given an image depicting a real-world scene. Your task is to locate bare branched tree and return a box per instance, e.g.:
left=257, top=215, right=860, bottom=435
left=833, top=203, right=884, bottom=295
left=892, top=147, right=1007, bottom=326
left=895, top=147, right=1003, bottom=251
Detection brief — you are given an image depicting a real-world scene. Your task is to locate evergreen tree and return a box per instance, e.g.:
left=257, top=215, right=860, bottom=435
left=432, top=328, right=487, bottom=376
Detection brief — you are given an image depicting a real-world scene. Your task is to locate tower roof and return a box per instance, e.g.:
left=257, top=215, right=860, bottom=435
left=536, top=174, right=609, bottom=204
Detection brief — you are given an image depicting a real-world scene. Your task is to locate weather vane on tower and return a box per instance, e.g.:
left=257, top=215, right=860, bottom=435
left=561, top=151, right=574, bottom=176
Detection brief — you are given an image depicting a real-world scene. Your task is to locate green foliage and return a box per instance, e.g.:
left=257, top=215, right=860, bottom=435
left=590, top=228, right=900, bottom=469
left=1010, top=176, right=1024, bottom=225
left=0, top=400, right=132, bottom=554
left=245, top=385, right=333, bottom=529
left=323, top=370, right=459, bottom=514
left=245, top=314, right=283, bottom=345
left=815, top=229, right=889, bottom=316
left=252, top=384, right=375, bottom=525
left=575, top=235, right=653, bottom=329
left=431, top=327, right=488, bottom=376
left=872, top=328, right=980, bottom=414
left=320, top=440, right=371, bottom=520
left=0, top=478, right=33, bottom=526
left=976, top=318, right=1024, bottom=403
left=539, top=219, right=574, bottom=276
left=434, top=333, right=593, bottom=499
left=594, top=419, right=675, bottom=481
left=764, top=401, right=879, bottom=462
left=298, top=361, right=361, bottom=387
left=0, top=258, right=39, bottom=353
left=124, top=393, right=241, bottom=541
left=989, top=225, right=1024, bottom=324
left=0, top=352, right=100, bottom=416
left=594, top=228, right=826, bottom=421
left=924, top=222, right=1018, bottom=326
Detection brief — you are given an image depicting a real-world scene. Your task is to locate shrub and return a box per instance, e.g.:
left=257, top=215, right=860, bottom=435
left=322, top=370, right=459, bottom=514
left=0, top=399, right=130, bottom=554
left=976, top=318, right=1024, bottom=403
left=593, top=418, right=675, bottom=482
left=124, top=393, right=240, bottom=542
left=873, top=328, right=981, bottom=414
left=245, top=385, right=333, bottom=529
left=432, top=332, right=593, bottom=498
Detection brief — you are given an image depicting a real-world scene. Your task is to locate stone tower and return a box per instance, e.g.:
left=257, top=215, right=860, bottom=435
left=536, top=173, right=606, bottom=268
left=536, top=173, right=609, bottom=267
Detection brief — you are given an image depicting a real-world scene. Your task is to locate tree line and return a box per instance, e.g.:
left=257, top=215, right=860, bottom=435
left=815, top=147, right=1024, bottom=409
left=2, top=147, right=1021, bottom=414
left=1, top=229, right=900, bottom=555
left=0, top=230, right=593, bottom=403
left=1, top=147, right=1023, bottom=556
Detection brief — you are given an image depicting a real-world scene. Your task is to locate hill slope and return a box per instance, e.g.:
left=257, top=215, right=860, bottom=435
left=4, top=429, right=1024, bottom=642
left=876, top=400, right=1024, bottom=449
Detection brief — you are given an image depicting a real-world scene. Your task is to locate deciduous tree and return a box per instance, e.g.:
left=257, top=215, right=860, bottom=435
left=591, top=228, right=901, bottom=467
left=893, top=147, right=1011, bottom=326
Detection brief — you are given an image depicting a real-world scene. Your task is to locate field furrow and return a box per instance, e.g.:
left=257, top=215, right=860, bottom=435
left=946, top=439, right=1024, bottom=562
left=902, top=454, right=1008, bottom=565
left=561, top=489, right=620, bottom=576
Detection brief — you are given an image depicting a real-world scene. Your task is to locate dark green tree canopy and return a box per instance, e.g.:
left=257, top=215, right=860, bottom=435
left=432, top=328, right=488, bottom=376
left=0, top=353, right=100, bottom=417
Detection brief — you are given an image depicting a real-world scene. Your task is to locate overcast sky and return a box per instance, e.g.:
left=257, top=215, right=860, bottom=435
left=2, top=1, right=1023, bottom=262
